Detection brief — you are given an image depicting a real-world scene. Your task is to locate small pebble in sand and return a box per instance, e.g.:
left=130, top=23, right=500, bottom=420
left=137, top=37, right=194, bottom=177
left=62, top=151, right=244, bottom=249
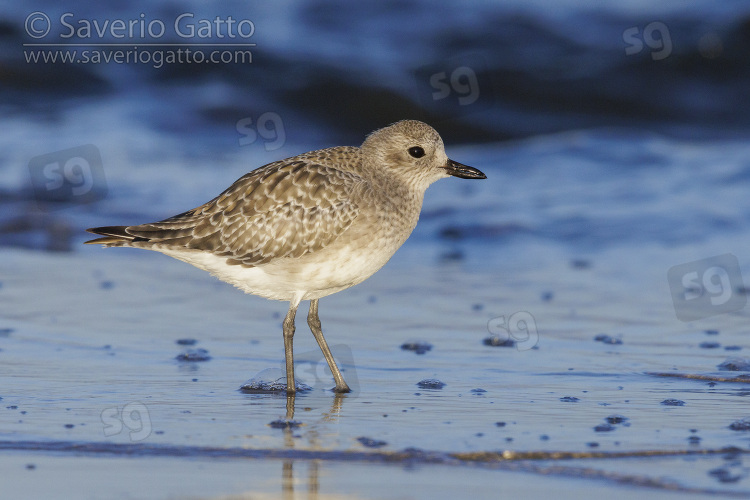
left=482, top=336, right=515, bottom=347
left=495, top=422, right=506, bottom=427
left=605, top=415, right=628, bottom=424
left=709, top=467, right=742, bottom=483
left=268, top=419, right=302, bottom=429
left=417, top=379, right=445, bottom=389
left=240, top=373, right=312, bottom=394
left=559, top=396, right=580, bottom=402
left=699, top=342, right=720, bottom=349
left=176, top=339, right=197, bottom=346
left=594, top=423, right=615, bottom=432
left=470, top=388, right=487, bottom=394
left=718, top=357, right=750, bottom=371
left=728, top=418, right=750, bottom=431
left=357, top=436, right=387, bottom=448
left=594, top=334, right=622, bottom=345
left=175, top=348, right=211, bottom=362
left=661, top=399, right=685, bottom=406
left=704, top=329, right=719, bottom=335
left=400, top=341, right=433, bottom=355
left=724, top=346, right=742, bottom=351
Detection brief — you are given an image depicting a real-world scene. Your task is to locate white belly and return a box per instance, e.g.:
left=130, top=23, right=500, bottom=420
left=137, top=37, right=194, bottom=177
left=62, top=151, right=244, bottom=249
left=158, top=234, right=401, bottom=302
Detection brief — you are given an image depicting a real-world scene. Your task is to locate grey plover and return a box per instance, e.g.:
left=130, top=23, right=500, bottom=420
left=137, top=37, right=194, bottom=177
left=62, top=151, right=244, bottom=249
left=86, top=120, right=486, bottom=393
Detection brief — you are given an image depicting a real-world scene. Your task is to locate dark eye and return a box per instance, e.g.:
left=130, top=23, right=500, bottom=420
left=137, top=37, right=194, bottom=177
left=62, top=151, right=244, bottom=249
left=408, top=146, right=425, bottom=158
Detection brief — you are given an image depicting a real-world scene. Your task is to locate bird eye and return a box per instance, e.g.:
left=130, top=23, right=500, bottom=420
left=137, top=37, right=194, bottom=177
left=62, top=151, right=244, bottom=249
left=408, top=146, right=425, bottom=158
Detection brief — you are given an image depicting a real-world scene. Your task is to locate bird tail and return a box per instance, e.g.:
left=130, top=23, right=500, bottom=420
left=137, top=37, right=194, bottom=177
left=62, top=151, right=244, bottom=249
left=85, top=226, right=139, bottom=246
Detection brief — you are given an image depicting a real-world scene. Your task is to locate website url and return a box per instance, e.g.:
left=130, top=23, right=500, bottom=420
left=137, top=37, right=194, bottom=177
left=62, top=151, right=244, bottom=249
left=24, top=47, right=253, bottom=69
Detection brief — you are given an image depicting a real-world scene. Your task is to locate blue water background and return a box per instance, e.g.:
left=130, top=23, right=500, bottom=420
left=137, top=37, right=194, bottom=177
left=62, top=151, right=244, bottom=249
left=1, top=1, right=749, bottom=256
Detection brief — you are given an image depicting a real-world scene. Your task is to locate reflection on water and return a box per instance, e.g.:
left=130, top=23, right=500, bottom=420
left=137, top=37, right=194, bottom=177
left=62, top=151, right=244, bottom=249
left=274, top=393, right=345, bottom=500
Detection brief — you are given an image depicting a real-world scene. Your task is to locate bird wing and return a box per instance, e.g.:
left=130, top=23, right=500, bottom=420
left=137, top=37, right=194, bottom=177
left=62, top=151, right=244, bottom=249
left=115, top=158, right=364, bottom=266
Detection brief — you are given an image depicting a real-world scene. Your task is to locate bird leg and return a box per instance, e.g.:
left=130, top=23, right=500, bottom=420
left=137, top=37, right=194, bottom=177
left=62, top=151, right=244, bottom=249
left=283, top=299, right=299, bottom=394
left=285, top=393, right=295, bottom=420
left=308, top=299, right=351, bottom=393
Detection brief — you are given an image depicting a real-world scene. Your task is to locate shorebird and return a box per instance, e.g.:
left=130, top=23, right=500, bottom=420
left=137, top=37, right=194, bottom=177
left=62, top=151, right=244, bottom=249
left=86, top=120, right=486, bottom=393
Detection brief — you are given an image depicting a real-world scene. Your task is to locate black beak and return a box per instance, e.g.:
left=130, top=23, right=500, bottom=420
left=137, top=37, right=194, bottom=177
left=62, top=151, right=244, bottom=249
left=443, top=159, right=486, bottom=179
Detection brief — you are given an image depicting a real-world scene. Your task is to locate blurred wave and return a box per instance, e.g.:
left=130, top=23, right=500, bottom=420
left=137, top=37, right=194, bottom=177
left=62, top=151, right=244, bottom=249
left=1, top=0, right=749, bottom=253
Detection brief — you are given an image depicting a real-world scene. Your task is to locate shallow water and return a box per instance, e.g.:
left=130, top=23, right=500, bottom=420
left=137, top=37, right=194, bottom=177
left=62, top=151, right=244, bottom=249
left=4, top=0, right=750, bottom=497
left=2, top=221, right=750, bottom=497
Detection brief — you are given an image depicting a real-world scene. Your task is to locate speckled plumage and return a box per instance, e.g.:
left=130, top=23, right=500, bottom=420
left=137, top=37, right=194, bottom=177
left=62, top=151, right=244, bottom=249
left=86, top=120, right=486, bottom=393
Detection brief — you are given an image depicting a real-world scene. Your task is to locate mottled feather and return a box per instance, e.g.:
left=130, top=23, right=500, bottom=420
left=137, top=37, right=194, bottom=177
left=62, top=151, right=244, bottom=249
left=87, top=149, right=364, bottom=267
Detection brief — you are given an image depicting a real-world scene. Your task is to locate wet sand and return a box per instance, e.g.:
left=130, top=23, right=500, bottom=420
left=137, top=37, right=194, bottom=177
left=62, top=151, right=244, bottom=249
left=2, top=234, right=749, bottom=498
